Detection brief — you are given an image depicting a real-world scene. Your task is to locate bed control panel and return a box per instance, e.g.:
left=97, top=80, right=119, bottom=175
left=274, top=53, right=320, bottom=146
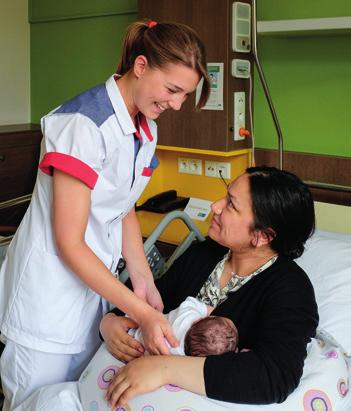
left=146, top=245, right=165, bottom=279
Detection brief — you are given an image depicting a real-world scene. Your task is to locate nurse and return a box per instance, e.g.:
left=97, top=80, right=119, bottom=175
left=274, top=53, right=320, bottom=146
left=0, top=19, right=210, bottom=410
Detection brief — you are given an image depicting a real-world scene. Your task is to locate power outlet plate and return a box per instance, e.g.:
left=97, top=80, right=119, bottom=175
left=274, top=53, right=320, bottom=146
left=204, top=161, right=217, bottom=177
left=234, top=91, right=245, bottom=141
left=205, top=161, right=231, bottom=179
left=216, top=161, right=231, bottom=179
left=178, top=157, right=202, bottom=175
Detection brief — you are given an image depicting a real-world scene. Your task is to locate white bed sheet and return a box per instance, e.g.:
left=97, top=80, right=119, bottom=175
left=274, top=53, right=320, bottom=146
left=0, top=242, right=8, bottom=267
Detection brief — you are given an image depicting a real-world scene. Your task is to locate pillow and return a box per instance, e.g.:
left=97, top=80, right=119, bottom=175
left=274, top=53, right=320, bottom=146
left=78, top=338, right=349, bottom=411
left=12, top=337, right=351, bottom=411
left=295, top=230, right=351, bottom=356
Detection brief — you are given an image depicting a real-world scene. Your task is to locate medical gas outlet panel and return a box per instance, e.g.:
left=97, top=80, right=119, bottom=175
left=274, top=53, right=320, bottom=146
left=232, top=2, right=252, bottom=141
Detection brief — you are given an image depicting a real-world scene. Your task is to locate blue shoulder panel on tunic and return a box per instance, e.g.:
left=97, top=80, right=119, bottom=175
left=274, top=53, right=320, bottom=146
left=149, top=154, right=159, bottom=170
left=54, top=85, right=114, bottom=127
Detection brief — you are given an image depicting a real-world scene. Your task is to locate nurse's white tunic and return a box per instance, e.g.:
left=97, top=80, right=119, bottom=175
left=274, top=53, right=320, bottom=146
left=0, top=75, right=158, bottom=354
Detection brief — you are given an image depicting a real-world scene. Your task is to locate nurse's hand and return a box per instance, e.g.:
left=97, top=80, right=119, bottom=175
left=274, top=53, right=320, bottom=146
left=132, top=275, right=164, bottom=312
left=138, top=309, right=178, bottom=355
left=99, top=314, right=145, bottom=362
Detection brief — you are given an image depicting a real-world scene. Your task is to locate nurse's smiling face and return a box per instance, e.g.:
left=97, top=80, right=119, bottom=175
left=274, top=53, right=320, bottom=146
left=132, top=56, right=200, bottom=120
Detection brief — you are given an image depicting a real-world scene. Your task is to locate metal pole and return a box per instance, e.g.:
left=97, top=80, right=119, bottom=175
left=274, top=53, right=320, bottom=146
left=251, top=0, right=284, bottom=169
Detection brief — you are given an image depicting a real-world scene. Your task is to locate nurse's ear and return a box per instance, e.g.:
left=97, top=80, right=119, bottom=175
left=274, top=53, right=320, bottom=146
left=133, top=55, right=148, bottom=78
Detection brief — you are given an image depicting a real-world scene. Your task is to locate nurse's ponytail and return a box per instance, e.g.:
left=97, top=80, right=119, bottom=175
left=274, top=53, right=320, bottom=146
left=116, top=19, right=210, bottom=110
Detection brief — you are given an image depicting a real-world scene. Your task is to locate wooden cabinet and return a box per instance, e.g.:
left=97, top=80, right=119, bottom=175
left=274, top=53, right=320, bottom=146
left=0, top=124, right=42, bottom=232
left=138, top=0, right=253, bottom=151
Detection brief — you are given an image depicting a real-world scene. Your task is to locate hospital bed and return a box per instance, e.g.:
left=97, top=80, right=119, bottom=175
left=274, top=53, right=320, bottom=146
left=2, top=211, right=351, bottom=411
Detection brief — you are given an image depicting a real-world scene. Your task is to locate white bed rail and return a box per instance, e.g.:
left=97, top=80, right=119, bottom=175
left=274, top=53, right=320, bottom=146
left=119, top=210, right=205, bottom=283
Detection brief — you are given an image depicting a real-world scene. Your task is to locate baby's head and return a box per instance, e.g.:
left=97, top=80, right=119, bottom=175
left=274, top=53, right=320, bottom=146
left=184, top=316, right=238, bottom=356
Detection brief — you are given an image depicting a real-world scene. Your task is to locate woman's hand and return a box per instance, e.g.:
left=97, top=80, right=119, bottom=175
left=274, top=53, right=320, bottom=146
left=99, top=313, right=145, bottom=362
left=106, top=355, right=206, bottom=408
left=106, top=356, right=168, bottom=408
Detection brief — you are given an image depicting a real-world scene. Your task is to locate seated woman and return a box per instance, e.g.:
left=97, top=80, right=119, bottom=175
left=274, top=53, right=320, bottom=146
left=101, top=166, right=318, bottom=409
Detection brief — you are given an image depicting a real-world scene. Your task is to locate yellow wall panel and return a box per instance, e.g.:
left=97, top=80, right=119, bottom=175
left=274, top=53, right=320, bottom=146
left=137, top=147, right=251, bottom=243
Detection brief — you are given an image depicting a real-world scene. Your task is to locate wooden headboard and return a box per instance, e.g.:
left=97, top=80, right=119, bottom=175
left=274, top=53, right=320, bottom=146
left=255, top=149, right=351, bottom=206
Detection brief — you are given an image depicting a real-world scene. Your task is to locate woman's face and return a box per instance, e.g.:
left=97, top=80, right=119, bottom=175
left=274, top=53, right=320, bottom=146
left=208, top=174, right=256, bottom=251
left=133, top=59, right=200, bottom=120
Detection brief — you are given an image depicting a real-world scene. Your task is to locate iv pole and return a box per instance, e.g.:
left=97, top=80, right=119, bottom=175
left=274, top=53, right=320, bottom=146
left=251, top=0, right=284, bottom=170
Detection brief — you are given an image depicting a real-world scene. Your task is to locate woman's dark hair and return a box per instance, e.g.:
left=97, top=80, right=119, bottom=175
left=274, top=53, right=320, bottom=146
left=246, top=166, right=315, bottom=259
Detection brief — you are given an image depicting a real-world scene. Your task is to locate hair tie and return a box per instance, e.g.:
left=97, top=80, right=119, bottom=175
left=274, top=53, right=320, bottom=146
left=148, top=21, right=157, bottom=28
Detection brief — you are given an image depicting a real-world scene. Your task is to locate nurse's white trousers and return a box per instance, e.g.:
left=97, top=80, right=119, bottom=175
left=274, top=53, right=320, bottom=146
left=0, top=304, right=102, bottom=410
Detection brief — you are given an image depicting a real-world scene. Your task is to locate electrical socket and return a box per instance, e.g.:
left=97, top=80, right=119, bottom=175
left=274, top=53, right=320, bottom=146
left=205, top=161, right=231, bottom=179
left=178, top=157, right=202, bottom=175
left=178, top=157, right=189, bottom=174
left=188, top=158, right=202, bottom=175
left=216, top=161, right=231, bottom=179
left=205, top=161, right=217, bottom=177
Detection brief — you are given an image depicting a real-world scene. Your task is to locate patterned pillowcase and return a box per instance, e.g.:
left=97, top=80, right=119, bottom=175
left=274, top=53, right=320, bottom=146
left=78, top=338, right=349, bottom=411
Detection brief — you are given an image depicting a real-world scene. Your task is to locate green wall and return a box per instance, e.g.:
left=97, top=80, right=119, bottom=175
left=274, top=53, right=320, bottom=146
left=255, top=0, right=351, bottom=157
left=30, top=0, right=351, bottom=158
left=29, top=0, right=137, bottom=122
left=257, top=0, right=351, bottom=20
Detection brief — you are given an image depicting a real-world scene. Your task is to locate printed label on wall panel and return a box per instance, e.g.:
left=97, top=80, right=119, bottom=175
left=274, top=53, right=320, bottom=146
left=196, top=63, right=224, bottom=111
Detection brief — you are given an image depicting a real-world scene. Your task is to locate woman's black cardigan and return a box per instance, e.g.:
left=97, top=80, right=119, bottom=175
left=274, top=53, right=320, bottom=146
left=111, top=239, right=318, bottom=404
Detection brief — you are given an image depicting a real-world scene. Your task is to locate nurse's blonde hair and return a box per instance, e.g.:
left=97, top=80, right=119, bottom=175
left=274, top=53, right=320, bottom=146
left=116, top=19, right=210, bottom=110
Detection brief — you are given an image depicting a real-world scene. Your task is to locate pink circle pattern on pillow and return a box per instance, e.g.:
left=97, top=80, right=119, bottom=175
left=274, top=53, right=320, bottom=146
left=325, top=349, right=338, bottom=359
left=337, top=378, right=349, bottom=397
left=164, top=384, right=182, bottom=392
left=97, top=365, right=120, bottom=390
left=303, top=389, right=332, bottom=411
left=115, top=405, right=131, bottom=411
